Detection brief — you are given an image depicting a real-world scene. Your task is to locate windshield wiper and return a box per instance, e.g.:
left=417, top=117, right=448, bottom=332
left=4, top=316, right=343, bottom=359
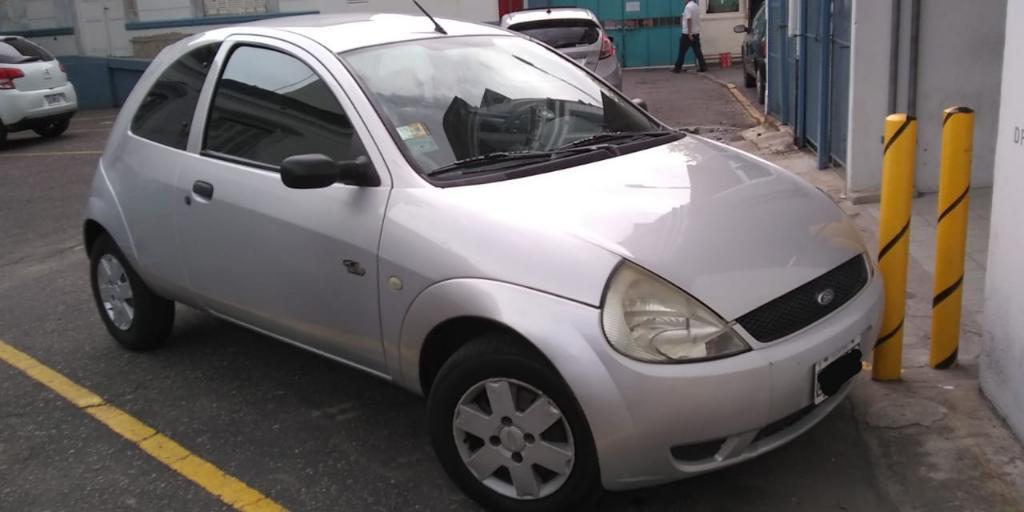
left=427, top=146, right=613, bottom=178
left=555, top=130, right=681, bottom=151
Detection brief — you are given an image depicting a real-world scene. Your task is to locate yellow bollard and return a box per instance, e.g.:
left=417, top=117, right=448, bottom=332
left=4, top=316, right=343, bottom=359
left=873, top=114, right=917, bottom=381
left=929, top=107, right=974, bottom=369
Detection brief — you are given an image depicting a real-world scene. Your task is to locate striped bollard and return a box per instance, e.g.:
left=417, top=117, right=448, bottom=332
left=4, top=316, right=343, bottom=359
left=873, top=114, right=917, bottom=381
left=929, top=107, right=975, bottom=368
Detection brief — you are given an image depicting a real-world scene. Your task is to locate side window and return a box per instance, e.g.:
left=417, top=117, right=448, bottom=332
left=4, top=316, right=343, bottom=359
left=131, top=44, right=220, bottom=150
left=203, top=45, right=364, bottom=169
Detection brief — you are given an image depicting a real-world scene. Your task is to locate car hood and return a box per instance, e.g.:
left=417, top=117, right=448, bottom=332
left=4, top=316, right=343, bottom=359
left=441, top=137, right=867, bottom=319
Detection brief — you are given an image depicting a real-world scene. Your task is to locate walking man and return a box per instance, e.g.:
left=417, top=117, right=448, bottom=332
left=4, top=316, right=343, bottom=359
left=673, top=0, right=707, bottom=73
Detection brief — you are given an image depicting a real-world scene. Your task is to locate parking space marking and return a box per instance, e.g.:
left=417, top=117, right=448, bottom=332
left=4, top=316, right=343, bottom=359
left=0, top=339, right=286, bottom=512
left=3, top=150, right=103, bottom=157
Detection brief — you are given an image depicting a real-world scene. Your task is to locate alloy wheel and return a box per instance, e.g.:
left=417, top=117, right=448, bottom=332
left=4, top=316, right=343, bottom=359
left=96, top=254, right=134, bottom=330
left=452, top=378, right=575, bottom=500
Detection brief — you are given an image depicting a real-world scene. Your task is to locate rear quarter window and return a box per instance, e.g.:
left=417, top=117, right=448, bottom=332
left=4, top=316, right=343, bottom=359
left=0, top=37, right=55, bottom=64
left=130, top=44, right=221, bottom=150
left=509, top=19, right=601, bottom=49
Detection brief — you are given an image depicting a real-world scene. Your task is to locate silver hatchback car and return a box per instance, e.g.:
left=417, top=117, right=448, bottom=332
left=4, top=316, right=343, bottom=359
left=501, top=7, right=623, bottom=90
left=84, top=13, right=882, bottom=512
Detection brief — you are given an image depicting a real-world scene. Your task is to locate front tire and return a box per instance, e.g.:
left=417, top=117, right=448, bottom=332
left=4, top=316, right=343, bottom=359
left=743, top=52, right=756, bottom=88
left=428, top=336, right=601, bottom=512
left=33, top=118, right=70, bottom=138
left=757, top=65, right=767, bottom=105
left=89, top=234, right=174, bottom=350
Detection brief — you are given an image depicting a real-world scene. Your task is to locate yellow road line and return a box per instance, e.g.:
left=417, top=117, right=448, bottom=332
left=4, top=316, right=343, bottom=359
left=3, top=150, right=103, bottom=157
left=0, top=339, right=286, bottom=512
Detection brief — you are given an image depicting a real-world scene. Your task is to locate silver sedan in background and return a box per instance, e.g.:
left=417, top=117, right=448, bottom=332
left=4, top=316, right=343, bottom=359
left=83, top=13, right=881, bottom=512
left=501, top=7, right=623, bottom=90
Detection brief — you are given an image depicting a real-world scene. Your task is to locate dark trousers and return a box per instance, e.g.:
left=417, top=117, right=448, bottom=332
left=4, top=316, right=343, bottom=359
left=674, top=33, right=707, bottom=72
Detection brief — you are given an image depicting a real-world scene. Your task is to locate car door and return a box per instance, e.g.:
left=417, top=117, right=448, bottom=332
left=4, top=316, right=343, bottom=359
left=176, top=37, right=391, bottom=374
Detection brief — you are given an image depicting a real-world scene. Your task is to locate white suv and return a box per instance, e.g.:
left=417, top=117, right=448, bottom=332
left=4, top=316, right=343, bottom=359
left=0, top=35, right=77, bottom=145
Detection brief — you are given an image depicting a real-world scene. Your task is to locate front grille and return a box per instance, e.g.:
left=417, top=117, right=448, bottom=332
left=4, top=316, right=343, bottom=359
left=736, top=255, right=869, bottom=343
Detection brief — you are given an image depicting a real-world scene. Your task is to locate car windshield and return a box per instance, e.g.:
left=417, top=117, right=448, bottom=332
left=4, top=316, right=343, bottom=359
left=509, top=19, right=601, bottom=49
left=0, top=37, right=55, bottom=64
left=341, top=35, right=662, bottom=178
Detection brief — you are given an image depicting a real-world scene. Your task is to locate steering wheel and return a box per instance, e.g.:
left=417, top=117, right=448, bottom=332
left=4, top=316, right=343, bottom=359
left=500, top=102, right=558, bottom=151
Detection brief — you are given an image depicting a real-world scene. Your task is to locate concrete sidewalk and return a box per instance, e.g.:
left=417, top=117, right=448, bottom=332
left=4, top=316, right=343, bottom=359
left=635, top=66, right=1024, bottom=510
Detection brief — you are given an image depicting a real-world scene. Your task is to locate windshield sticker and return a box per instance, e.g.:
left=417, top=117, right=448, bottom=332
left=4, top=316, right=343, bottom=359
left=397, top=122, right=438, bottom=153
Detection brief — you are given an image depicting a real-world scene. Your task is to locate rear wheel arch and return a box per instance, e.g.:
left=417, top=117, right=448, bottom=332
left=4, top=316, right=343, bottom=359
left=418, top=316, right=550, bottom=395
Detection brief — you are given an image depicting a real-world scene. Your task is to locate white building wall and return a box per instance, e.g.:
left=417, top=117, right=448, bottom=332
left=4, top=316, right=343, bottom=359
left=844, top=0, right=1005, bottom=198
left=910, top=0, right=1004, bottom=193
left=25, top=34, right=79, bottom=54
left=981, top=0, right=1024, bottom=444
left=74, top=0, right=133, bottom=56
left=62, top=0, right=499, bottom=58
left=134, top=0, right=193, bottom=21
left=844, top=0, right=891, bottom=198
left=318, top=0, right=497, bottom=21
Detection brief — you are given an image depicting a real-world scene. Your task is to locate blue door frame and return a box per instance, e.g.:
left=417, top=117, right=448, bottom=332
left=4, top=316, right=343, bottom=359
left=769, top=0, right=847, bottom=170
left=829, top=0, right=852, bottom=166
left=766, top=0, right=793, bottom=125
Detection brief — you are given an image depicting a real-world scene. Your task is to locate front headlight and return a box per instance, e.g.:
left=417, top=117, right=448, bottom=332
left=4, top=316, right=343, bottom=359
left=601, top=262, right=750, bottom=363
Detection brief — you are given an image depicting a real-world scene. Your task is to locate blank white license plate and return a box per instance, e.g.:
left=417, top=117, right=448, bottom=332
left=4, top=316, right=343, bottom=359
left=45, top=94, right=65, bottom=106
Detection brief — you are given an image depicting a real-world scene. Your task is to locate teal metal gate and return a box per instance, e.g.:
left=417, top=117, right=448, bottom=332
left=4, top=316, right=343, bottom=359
left=765, top=0, right=851, bottom=169
left=525, top=0, right=687, bottom=68
left=829, top=0, right=852, bottom=165
left=766, top=0, right=794, bottom=124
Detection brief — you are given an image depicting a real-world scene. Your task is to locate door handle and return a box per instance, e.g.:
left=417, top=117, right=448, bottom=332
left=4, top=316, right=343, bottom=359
left=192, top=180, right=214, bottom=201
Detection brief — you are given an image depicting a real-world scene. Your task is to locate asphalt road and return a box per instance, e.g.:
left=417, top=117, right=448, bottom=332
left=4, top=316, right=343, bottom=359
left=0, top=94, right=895, bottom=511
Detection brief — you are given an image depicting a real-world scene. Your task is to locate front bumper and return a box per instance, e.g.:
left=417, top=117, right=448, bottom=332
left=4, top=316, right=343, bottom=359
left=0, top=82, right=78, bottom=127
left=565, top=271, right=883, bottom=490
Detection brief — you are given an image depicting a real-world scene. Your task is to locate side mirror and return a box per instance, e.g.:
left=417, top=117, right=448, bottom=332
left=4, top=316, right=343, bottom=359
left=281, top=154, right=340, bottom=189
left=338, top=156, right=380, bottom=187
left=281, top=154, right=379, bottom=189
left=632, top=98, right=649, bottom=111
left=607, top=35, right=614, bottom=43
left=733, top=24, right=750, bottom=33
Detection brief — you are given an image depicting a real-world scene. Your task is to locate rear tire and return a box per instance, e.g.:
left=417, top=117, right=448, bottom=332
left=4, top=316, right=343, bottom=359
left=33, top=118, right=70, bottom=138
left=744, top=70, right=757, bottom=88
left=89, top=234, right=175, bottom=351
left=427, top=336, right=601, bottom=512
left=0, top=122, right=7, bottom=146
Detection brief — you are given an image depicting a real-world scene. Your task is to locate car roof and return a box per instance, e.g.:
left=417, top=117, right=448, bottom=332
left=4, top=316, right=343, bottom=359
left=235, top=13, right=510, bottom=54
left=501, top=8, right=600, bottom=27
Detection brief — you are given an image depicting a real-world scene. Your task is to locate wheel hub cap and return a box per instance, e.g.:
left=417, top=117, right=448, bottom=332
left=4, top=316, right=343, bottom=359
left=499, top=426, right=526, bottom=452
left=452, top=378, right=575, bottom=500
left=96, top=254, right=134, bottom=331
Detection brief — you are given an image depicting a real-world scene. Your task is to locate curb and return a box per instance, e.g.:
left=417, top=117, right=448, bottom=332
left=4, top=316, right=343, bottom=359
left=695, top=71, right=767, bottom=126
